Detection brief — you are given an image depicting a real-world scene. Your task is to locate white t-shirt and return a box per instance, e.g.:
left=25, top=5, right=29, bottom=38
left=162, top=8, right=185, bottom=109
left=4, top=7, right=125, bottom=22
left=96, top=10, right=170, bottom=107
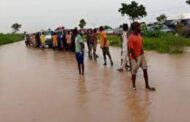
left=122, top=31, right=128, bottom=52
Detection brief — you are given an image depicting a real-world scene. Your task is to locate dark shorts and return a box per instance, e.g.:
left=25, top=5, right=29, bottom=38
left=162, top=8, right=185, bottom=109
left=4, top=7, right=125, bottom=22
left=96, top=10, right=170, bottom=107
left=102, top=47, right=110, bottom=54
left=76, top=52, right=84, bottom=64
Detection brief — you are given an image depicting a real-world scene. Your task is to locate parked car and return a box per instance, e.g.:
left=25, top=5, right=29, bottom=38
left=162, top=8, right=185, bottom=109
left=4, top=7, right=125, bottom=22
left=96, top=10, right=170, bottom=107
left=160, top=25, right=175, bottom=33
left=45, top=31, right=53, bottom=48
left=147, top=24, right=174, bottom=33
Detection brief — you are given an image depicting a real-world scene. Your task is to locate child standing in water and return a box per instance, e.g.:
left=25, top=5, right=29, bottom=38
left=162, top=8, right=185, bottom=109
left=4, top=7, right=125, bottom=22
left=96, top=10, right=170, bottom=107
left=75, top=28, right=85, bottom=75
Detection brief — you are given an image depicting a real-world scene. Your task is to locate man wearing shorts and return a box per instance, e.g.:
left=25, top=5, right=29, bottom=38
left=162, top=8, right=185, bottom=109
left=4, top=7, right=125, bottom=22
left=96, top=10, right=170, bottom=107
left=128, top=22, right=155, bottom=91
left=75, top=28, right=85, bottom=75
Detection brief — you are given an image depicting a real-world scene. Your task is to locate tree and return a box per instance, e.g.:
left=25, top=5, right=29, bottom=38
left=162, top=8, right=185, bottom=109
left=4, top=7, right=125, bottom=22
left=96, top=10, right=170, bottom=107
left=186, top=0, right=190, bottom=5
left=79, top=19, right=86, bottom=29
left=104, top=25, right=112, bottom=30
left=156, top=14, right=167, bottom=24
left=11, top=23, right=22, bottom=33
left=118, top=1, right=147, bottom=22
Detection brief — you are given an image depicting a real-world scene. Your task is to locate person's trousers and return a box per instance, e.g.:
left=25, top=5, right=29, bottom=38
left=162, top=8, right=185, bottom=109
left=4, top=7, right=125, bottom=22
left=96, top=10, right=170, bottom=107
left=120, top=50, right=129, bottom=69
left=102, top=47, right=111, bottom=62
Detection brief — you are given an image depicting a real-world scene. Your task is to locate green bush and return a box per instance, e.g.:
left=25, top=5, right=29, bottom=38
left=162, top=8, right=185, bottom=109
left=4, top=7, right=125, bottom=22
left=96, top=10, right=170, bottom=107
left=142, top=30, right=167, bottom=38
left=0, top=33, right=24, bottom=45
left=144, top=34, right=190, bottom=53
left=108, top=33, right=190, bottom=54
left=108, top=35, right=122, bottom=47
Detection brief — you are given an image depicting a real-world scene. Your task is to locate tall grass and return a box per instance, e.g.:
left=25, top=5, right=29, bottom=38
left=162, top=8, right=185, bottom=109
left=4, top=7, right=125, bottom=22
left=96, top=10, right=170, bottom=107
left=143, top=34, right=190, bottom=53
left=0, top=33, right=24, bottom=45
left=108, top=35, right=122, bottom=47
left=108, top=34, right=190, bottom=54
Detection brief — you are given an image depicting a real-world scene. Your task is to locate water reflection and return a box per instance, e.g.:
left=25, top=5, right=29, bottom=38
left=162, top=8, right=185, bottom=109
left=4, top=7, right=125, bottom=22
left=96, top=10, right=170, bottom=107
left=127, top=92, right=150, bottom=122
left=77, top=76, right=88, bottom=105
left=0, top=42, right=190, bottom=122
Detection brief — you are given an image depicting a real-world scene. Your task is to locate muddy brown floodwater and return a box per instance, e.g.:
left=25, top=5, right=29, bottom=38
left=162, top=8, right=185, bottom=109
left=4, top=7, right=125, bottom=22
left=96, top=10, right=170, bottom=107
left=0, top=41, right=190, bottom=122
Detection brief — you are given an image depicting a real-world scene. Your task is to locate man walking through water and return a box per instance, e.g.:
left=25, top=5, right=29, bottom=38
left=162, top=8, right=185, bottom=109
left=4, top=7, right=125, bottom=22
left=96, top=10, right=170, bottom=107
left=99, top=26, right=113, bottom=66
left=75, top=28, right=85, bottom=75
left=128, top=22, right=155, bottom=91
left=118, top=24, right=130, bottom=72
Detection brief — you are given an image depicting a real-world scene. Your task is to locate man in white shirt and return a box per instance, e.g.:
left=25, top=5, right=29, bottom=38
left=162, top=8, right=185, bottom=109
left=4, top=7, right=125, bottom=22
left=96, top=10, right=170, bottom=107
left=118, top=24, right=129, bottom=72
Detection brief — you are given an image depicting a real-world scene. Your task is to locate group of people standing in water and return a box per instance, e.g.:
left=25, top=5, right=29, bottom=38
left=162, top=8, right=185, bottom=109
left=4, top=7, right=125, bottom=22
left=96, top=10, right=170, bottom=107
left=25, top=21, right=155, bottom=91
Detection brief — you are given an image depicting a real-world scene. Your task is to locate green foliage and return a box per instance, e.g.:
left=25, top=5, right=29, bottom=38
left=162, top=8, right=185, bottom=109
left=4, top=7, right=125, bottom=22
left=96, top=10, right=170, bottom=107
left=0, top=33, right=24, bottom=45
left=79, top=19, right=87, bottom=29
left=107, top=35, right=122, bottom=47
left=118, top=1, right=147, bottom=22
left=176, top=22, right=185, bottom=35
left=105, top=35, right=122, bottom=47
left=186, top=0, right=190, bottom=5
left=104, top=25, right=112, bottom=30
left=143, top=34, right=190, bottom=53
left=156, top=14, right=167, bottom=24
left=107, top=34, right=190, bottom=54
left=183, top=26, right=190, bottom=37
left=11, top=23, right=22, bottom=33
left=143, top=30, right=167, bottom=38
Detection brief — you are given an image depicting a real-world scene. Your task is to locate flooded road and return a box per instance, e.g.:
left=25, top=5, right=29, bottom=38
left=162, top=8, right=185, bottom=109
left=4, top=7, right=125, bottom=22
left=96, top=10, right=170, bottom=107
left=0, top=41, right=190, bottom=122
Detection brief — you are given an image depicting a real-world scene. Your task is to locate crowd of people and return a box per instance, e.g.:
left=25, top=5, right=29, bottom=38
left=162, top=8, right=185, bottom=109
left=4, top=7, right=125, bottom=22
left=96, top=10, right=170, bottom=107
left=25, top=29, right=77, bottom=52
left=25, top=22, right=155, bottom=91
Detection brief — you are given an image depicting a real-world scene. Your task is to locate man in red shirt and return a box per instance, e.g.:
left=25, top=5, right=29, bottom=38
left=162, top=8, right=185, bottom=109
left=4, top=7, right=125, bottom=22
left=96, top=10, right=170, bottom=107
left=128, top=22, right=155, bottom=91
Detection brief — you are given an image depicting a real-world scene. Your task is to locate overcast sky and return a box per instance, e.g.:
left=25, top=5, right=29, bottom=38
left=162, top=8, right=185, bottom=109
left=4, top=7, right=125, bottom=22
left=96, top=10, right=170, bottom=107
left=0, top=0, right=190, bottom=33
